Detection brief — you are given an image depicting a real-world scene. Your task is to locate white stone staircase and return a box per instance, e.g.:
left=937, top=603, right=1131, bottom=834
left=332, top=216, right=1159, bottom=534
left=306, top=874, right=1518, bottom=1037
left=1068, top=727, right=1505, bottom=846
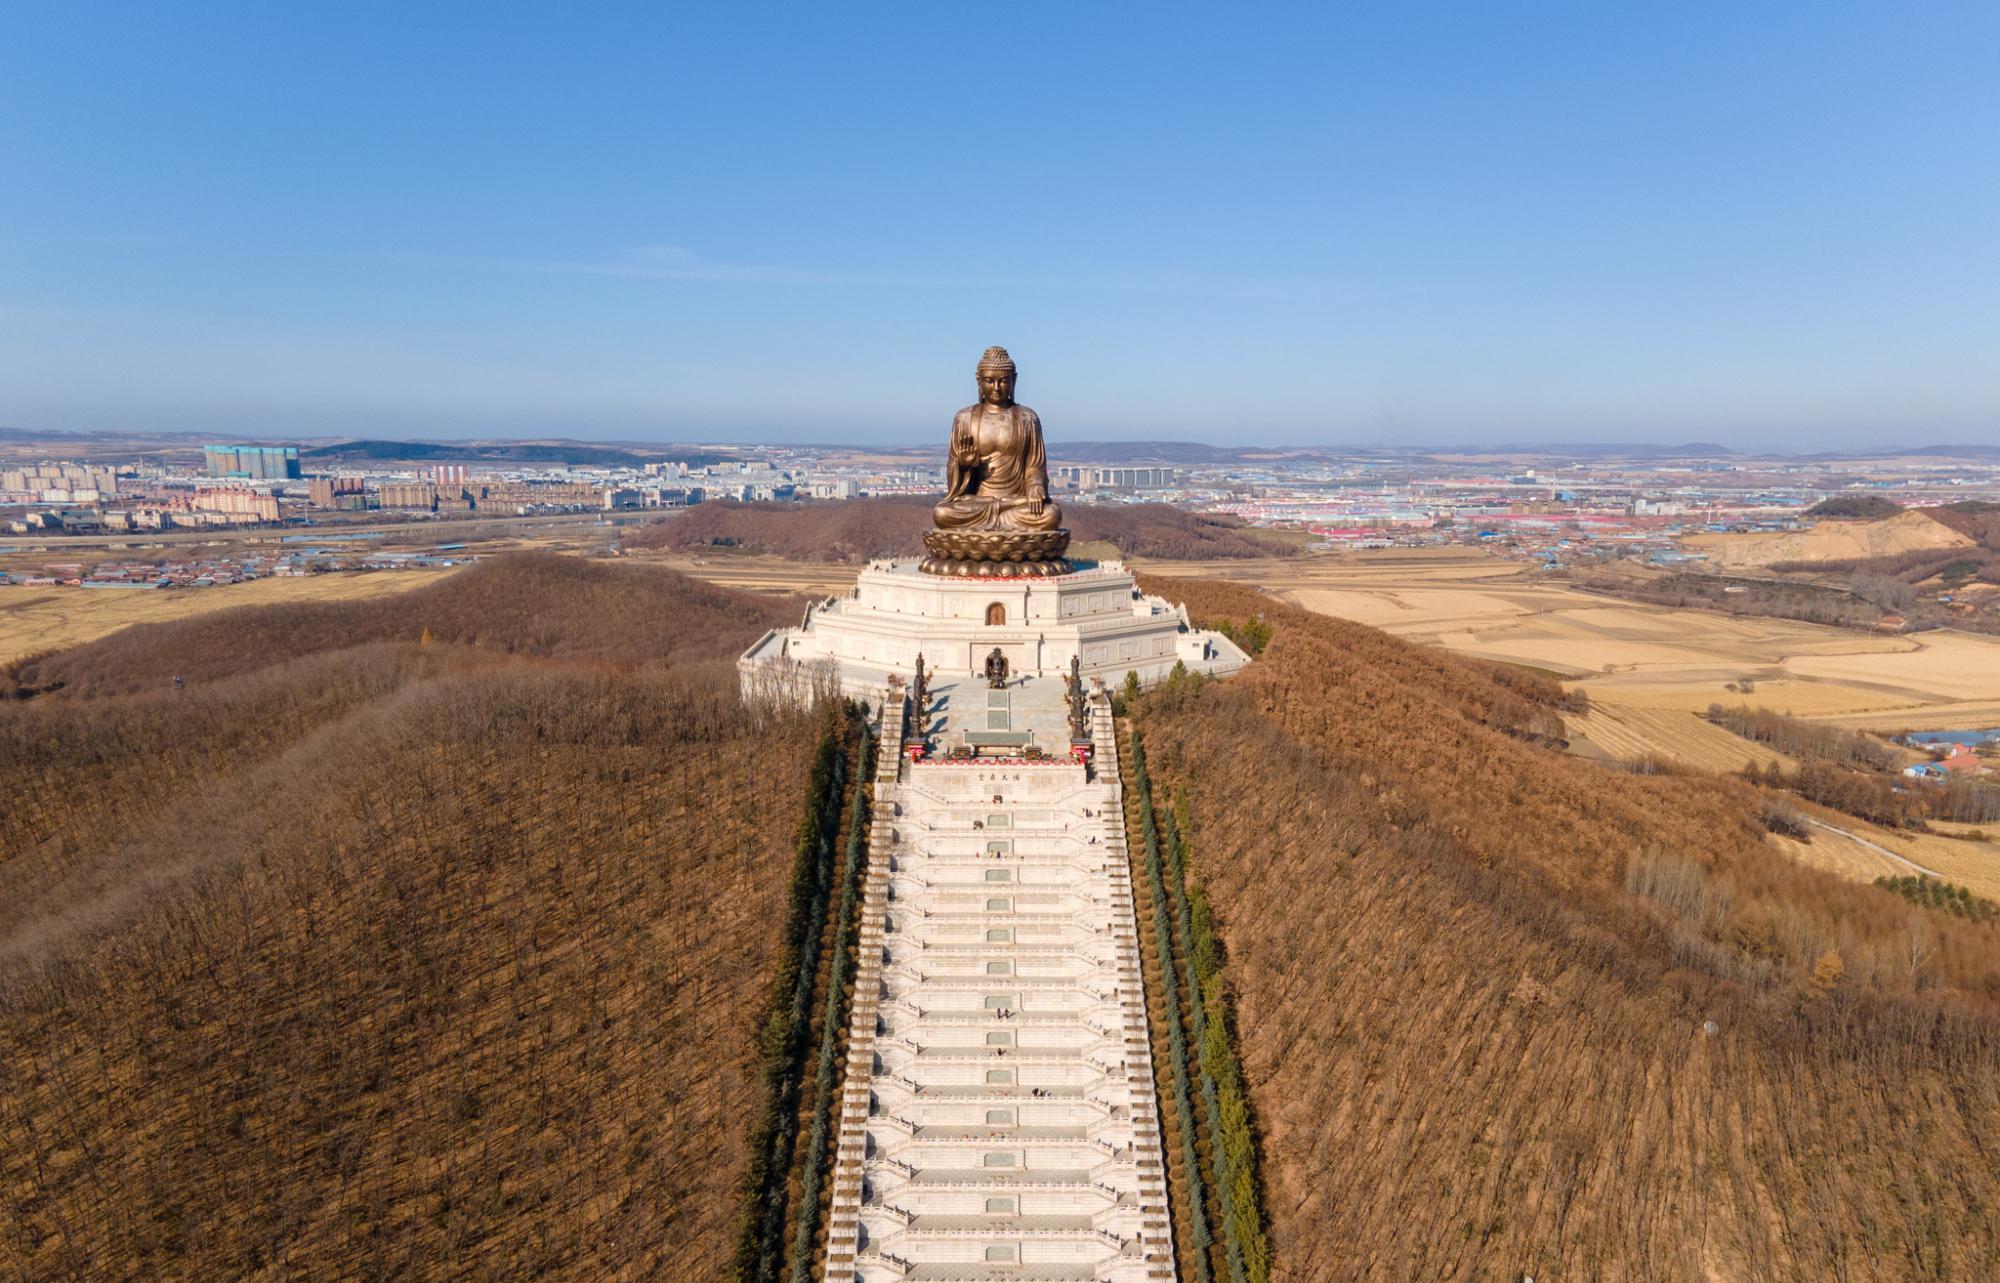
left=823, top=684, right=1175, bottom=1283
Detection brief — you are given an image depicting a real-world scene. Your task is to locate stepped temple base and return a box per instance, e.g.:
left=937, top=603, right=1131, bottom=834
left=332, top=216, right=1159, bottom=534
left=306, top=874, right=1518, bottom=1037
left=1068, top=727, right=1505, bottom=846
left=739, top=558, right=1249, bottom=704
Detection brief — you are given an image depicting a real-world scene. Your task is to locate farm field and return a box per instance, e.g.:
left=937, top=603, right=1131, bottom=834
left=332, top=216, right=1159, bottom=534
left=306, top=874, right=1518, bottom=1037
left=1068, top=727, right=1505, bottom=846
left=1778, top=819, right=2000, bottom=902
left=0, top=571, right=446, bottom=665
left=644, top=551, right=865, bottom=597
left=1851, top=823, right=2000, bottom=900
left=1144, top=549, right=2000, bottom=730
left=1150, top=550, right=2000, bottom=900
left=1824, top=701, right=2000, bottom=733
left=1562, top=701, right=1791, bottom=773
left=1768, top=830, right=1909, bottom=886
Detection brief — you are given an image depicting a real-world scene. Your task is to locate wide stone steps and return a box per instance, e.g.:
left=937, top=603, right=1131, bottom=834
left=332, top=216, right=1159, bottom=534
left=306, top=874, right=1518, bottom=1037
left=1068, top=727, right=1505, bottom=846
left=823, top=687, right=1174, bottom=1283
left=877, top=1085, right=1111, bottom=1104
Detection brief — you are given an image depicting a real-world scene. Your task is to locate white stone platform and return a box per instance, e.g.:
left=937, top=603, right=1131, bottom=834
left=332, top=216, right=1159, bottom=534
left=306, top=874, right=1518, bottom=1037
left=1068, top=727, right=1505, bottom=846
left=739, top=559, right=1247, bottom=704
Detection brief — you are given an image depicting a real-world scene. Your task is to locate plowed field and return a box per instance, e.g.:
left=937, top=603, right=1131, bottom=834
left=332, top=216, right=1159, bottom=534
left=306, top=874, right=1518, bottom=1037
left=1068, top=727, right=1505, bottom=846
left=1565, top=701, right=1792, bottom=772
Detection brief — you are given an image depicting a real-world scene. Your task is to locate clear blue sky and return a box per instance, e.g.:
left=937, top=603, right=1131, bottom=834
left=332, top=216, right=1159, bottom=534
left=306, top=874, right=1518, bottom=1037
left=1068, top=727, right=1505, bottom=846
left=3, top=2, right=1996, bottom=448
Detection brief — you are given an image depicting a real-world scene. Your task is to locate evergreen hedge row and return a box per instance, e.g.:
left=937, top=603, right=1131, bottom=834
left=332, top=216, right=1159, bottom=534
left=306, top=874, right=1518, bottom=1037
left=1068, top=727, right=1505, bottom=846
left=1132, top=737, right=1216, bottom=1283
left=734, top=704, right=856, bottom=1283
left=1131, top=727, right=1271, bottom=1283
left=786, top=720, right=873, bottom=1283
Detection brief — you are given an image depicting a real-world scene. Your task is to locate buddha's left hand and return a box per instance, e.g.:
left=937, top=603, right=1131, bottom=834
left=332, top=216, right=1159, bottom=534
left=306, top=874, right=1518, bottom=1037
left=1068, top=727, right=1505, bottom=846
left=1027, top=496, right=1044, bottom=517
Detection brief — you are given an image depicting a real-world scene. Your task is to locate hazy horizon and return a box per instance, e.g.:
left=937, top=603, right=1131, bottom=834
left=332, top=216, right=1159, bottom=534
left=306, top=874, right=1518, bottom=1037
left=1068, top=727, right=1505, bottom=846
left=4, top=3, right=1997, bottom=448
left=12, top=420, right=2000, bottom=463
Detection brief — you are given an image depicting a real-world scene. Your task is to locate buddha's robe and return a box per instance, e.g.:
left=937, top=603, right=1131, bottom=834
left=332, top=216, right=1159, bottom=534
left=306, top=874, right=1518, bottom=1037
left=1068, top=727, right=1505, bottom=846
left=932, top=403, right=1063, bottom=531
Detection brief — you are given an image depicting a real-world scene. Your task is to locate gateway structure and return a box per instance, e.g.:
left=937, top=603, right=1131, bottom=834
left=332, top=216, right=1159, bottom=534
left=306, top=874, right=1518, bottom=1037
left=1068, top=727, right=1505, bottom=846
left=739, top=346, right=1248, bottom=703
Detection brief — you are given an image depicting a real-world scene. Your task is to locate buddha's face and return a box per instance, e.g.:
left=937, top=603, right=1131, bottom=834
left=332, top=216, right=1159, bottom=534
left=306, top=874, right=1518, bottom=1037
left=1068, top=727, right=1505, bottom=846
left=977, top=368, right=1016, bottom=407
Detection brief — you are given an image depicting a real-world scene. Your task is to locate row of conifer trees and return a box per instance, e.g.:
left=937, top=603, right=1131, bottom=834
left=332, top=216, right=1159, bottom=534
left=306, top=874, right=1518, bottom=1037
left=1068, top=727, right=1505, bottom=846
left=784, top=717, right=874, bottom=1283
left=734, top=703, right=868, bottom=1283
left=1130, top=729, right=1271, bottom=1283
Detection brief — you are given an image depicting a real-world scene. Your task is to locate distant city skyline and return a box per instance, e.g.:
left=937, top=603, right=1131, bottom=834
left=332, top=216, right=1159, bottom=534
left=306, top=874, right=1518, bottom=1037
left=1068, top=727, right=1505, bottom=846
left=3, top=3, right=1997, bottom=447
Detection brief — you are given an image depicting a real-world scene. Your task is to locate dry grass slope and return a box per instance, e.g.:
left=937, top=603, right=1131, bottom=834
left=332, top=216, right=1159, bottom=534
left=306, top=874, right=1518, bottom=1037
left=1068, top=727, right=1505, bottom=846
left=0, top=555, right=812, bottom=1283
left=0, top=570, right=442, bottom=666
left=1565, top=702, right=1793, bottom=774
left=1135, top=575, right=2000, bottom=1283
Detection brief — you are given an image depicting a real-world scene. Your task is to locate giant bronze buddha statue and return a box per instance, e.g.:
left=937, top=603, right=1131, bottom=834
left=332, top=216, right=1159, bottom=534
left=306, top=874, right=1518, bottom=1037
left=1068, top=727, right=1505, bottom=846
left=920, top=346, right=1072, bottom=577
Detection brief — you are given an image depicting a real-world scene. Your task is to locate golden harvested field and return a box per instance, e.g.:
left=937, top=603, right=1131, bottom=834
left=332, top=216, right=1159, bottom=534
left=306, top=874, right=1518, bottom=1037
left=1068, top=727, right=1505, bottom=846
left=1850, top=823, right=2000, bottom=899
left=1563, top=702, right=1792, bottom=773
left=1141, top=550, right=2000, bottom=731
left=1800, top=700, right=2000, bottom=733
left=1767, top=830, right=1908, bottom=885
left=0, top=571, right=447, bottom=664
left=644, top=552, right=866, bottom=596
left=1776, top=817, right=2000, bottom=902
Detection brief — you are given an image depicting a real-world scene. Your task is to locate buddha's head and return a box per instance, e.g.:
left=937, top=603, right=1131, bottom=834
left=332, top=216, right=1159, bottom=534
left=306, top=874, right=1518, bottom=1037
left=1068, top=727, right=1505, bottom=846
left=976, top=346, right=1016, bottom=407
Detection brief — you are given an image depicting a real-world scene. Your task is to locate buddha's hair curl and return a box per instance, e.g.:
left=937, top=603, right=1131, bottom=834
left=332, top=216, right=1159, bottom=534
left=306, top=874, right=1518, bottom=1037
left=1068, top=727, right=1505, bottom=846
left=976, top=345, right=1016, bottom=374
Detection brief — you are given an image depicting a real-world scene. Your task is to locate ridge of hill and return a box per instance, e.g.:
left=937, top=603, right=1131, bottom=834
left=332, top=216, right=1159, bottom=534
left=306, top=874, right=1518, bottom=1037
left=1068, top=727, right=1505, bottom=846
left=1133, top=575, right=2000, bottom=1281
left=0, top=556, right=810, bottom=1282
left=1931, top=500, right=2000, bottom=550
left=3, top=554, right=795, bottom=698
left=625, top=496, right=1296, bottom=562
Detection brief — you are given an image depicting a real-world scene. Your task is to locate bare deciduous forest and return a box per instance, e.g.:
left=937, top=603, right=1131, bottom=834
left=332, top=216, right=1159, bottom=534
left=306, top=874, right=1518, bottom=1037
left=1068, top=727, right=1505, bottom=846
left=7, top=553, right=1999, bottom=1281
left=0, top=556, right=810, bottom=1282
left=1805, top=496, right=1908, bottom=519
left=1133, top=575, right=2000, bottom=1283
left=2, top=553, right=791, bottom=698
left=624, top=497, right=1298, bottom=562
left=1929, top=501, right=2000, bottom=549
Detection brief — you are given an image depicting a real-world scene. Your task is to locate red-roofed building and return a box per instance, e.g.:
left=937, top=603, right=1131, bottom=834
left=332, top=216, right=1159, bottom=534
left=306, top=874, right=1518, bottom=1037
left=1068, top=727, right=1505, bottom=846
left=1941, top=745, right=1982, bottom=775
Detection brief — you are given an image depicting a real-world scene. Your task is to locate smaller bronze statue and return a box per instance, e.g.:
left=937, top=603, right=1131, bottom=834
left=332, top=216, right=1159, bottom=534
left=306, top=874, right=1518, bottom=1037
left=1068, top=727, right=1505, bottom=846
left=984, top=647, right=1010, bottom=689
left=1065, top=654, right=1089, bottom=742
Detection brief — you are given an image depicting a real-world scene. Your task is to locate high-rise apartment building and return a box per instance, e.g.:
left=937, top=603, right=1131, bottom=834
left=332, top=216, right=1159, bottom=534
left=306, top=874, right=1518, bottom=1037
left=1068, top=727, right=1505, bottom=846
left=204, top=445, right=301, bottom=479
left=1052, top=464, right=1178, bottom=490
left=308, top=476, right=367, bottom=507
left=192, top=487, right=281, bottom=522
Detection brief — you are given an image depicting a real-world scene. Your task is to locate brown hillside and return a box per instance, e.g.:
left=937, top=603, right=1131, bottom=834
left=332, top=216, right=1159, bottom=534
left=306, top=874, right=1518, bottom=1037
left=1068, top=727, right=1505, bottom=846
left=0, top=560, right=811, bottom=1282
left=1931, top=500, right=2000, bottom=550
left=1685, top=509, right=1974, bottom=569
left=1135, top=575, right=2000, bottom=1282
left=3, top=553, right=797, bottom=698
left=625, top=496, right=1294, bottom=561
